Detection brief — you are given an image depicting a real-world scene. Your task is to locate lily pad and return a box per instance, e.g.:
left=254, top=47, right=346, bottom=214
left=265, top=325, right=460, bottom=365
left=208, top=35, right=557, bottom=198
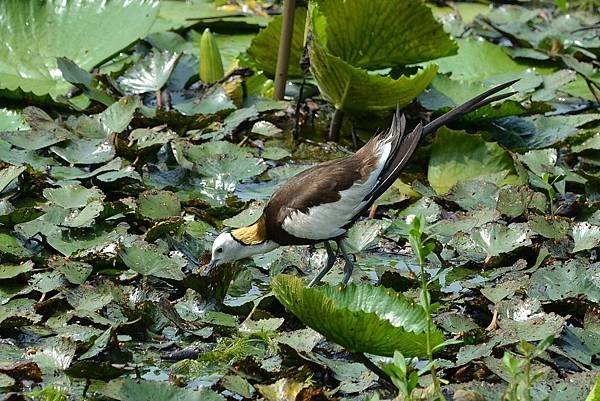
left=529, top=215, right=570, bottom=240
left=0, top=233, right=32, bottom=258
left=572, top=222, right=600, bottom=253
left=271, top=274, right=443, bottom=357
left=0, top=260, right=34, bottom=280
left=119, top=242, right=186, bottom=280
left=51, top=138, right=115, bottom=165
left=470, top=222, right=532, bottom=258
left=428, top=128, right=520, bottom=195
left=0, top=298, right=42, bottom=326
left=118, top=51, right=180, bottom=94
left=427, top=38, right=530, bottom=81
left=0, top=108, right=29, bottom=131
left=94, top=96, right=141, bottom=135
left=528, top=260, right=600, bottom=302
left=50, top=258, right=93, bottom=285
left=493, top=114, right=600, bottom=150
left=66, top=285, right=113, bottom=312
left=101, top=378, right=225, bottom=401
left=0, top=129, right=67, bottom=150
left=61, top=201, right=104, bottom=228
left=137, top=190, right=181, bottom=220
left=0, top=0, right=159, bottom=99
left=43, top=185, right=103, bottom=209
left=0, top=165, right=25, bottom=194
left=173, top=87, right=235, bottom=116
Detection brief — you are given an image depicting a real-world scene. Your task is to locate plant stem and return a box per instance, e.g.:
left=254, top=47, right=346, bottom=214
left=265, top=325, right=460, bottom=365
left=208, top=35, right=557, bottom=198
left=523, top=357, right=532, bottom=401
left=328, top=108, right=344, bottom=141
left=419, top=260, right=442, bottom=400
left=273, top=0, right=296, bottom=100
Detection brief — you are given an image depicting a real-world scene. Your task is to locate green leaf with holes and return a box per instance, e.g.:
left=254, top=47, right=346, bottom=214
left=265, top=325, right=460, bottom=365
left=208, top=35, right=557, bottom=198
left=271, top=274, right=443, bottom=357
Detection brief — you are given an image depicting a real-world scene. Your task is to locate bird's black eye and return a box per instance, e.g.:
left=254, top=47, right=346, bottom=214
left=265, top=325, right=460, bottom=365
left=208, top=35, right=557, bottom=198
left=216, top=248, right=223, bottom=253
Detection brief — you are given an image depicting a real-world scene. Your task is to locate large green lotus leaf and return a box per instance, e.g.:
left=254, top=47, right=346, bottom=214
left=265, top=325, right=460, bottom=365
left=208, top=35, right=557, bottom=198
left=310, top=40, right=438, bottom=112
left=271, top=274, right=443, bottom=357
left=149, top=0, right=233, bottom=33
left=0, top=0, right=159, bottom=99
left=428, top=128, right=522, bottom=195
left=246, top=8, right=307, bottom=78
left=314, top=0, right=456, bottom=68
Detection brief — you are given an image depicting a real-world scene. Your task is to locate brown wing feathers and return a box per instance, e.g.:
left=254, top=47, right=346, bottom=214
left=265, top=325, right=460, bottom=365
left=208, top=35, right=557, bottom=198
left=263, top=80, right=518, bottom=243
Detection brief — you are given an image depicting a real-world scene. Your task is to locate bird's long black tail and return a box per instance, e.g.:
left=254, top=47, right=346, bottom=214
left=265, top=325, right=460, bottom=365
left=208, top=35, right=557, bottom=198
left=363, top=79, right=518, bottom=207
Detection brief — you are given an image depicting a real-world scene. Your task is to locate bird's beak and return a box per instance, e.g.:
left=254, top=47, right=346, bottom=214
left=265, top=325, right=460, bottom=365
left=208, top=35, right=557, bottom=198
left=201, top=258, right=218, bottom=274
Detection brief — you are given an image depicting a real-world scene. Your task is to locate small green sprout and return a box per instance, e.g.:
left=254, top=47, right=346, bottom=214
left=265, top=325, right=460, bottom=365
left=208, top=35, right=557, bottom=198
left=502, top=336, right=554, bottom=401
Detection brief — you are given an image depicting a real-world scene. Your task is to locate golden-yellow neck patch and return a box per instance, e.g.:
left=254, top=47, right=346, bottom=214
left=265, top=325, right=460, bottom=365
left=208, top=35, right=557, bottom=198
left=231, top=215, right=267, bottom=245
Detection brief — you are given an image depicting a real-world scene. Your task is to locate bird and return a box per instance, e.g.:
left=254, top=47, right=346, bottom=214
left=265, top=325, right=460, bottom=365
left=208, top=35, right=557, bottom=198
left=206, top=80, right=517, bottom=286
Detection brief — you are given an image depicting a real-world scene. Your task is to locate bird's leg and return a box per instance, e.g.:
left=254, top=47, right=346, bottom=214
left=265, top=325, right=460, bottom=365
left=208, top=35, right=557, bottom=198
left=338, top=240, right=355, bottom=285
left=308, top=241, right=337, bottom=287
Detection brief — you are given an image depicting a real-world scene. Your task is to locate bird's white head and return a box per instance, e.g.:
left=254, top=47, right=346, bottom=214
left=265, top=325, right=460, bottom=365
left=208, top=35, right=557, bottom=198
left=208, top=231, right=244, bottom=268
left=206, top=216, right=278, bottom=270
